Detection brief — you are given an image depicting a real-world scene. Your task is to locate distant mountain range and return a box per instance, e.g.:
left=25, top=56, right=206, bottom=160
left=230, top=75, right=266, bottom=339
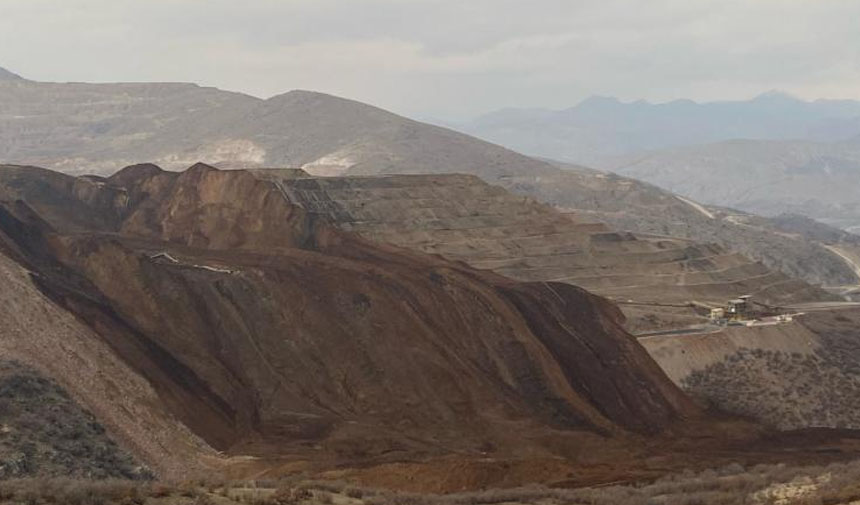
left=454, top=91, right=860, bottom=165
left=451, top=92, right=860, bottom=233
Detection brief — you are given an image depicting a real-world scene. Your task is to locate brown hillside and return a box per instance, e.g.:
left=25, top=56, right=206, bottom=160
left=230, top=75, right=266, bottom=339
left=0, top=163, right=699, bottom=475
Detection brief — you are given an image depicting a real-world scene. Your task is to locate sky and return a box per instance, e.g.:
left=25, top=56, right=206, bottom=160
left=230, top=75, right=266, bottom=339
left=1, top=0, right=860, bottom=120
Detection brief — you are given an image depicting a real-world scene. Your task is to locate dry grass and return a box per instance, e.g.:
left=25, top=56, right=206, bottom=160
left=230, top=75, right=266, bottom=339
left=3, top=459, right=860, bottom=504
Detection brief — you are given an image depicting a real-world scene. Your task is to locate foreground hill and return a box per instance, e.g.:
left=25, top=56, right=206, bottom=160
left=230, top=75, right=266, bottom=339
left=0, top=162, right=716, bottom=485
left=0, top=361, right=146, bottom=479
left=4, top=164, right=860, bottom=489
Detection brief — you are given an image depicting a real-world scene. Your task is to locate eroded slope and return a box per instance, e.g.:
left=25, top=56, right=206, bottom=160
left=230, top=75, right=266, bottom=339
left=0, top=163, right=698, bottom=474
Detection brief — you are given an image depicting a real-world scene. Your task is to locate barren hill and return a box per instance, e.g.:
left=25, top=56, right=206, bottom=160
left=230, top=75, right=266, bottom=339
left=3, top=163, right=860, bottom=488
left=0, top=162, right=707, bottom=484
left=0, top=72, right=553, bottom=178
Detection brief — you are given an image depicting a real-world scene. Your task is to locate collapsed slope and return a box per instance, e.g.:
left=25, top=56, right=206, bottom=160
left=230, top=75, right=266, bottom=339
left=0, top=163, right=698, bottom=475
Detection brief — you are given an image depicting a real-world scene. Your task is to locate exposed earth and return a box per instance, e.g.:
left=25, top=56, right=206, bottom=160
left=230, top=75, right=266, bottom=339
left=1, top=163, right=859, bottom=491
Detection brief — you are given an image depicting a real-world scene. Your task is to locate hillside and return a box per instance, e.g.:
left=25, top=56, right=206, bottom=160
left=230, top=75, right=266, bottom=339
left=512, top=163, right=860, bottom=290
left=642, top=306, right=860, bottom=431
left=607, top=138, right=860, bottom=233
left=0, top=361, right=147, bottom=479
left=0, top=69, right=554, bottom=178
left=0, top=69, right=854, bottom=292
left=452, top=92, right=860, bottom=237
left=265, top=169, right=831, bottom=332
left=0, top=162, right=736, bottom=487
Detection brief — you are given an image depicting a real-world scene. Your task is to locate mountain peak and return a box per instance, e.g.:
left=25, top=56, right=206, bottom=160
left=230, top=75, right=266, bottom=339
left=577, top=95, right=622, bottom=107
left=753, top=90, right=800, bottom=103
left=267, top=89, right=340, bottom=103
left=0, top=66, right=24, bottom=81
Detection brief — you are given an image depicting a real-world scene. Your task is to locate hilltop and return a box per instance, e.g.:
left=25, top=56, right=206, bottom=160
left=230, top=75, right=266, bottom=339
left=0, top=67, right=23, bottom=81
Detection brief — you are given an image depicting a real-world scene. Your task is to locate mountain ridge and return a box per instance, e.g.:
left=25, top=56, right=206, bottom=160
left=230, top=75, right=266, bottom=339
left=0, top=66, right=24, bottom=81
left=1, top=75, right=855, bottom=290
left=455, top=92, right=860, bottom=165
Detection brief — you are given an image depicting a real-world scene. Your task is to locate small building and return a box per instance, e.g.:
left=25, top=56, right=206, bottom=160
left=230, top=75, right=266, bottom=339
left=726, top=295, right=752, bottom=320
left=709, top=307, right=726, bottom=321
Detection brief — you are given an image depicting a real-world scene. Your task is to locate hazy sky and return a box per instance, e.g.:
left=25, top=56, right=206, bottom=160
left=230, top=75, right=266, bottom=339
left=2, top=0, right=859, bottom=119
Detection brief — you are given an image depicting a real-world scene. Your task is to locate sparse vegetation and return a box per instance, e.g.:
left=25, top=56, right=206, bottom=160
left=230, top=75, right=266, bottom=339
left=680, top=311, right=860, bottom=431
left=0, top=361, right=150, bottom=480
left=3, top=460, right=856, bottom=505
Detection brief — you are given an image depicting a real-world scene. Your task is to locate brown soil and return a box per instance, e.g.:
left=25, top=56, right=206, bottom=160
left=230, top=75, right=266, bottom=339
left=1, top=163, right=859, bottom=491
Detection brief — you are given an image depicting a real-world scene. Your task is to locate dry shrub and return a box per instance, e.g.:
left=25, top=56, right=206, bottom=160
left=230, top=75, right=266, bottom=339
left=315, top=491, right=334, bottom=504
left=257, top=485, right=313, bottom=505
left=344, top=486, right=365, bottom=499
left=193, top=494, right=217, bottom=505
left=0, top=478, right=146, bottom=505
